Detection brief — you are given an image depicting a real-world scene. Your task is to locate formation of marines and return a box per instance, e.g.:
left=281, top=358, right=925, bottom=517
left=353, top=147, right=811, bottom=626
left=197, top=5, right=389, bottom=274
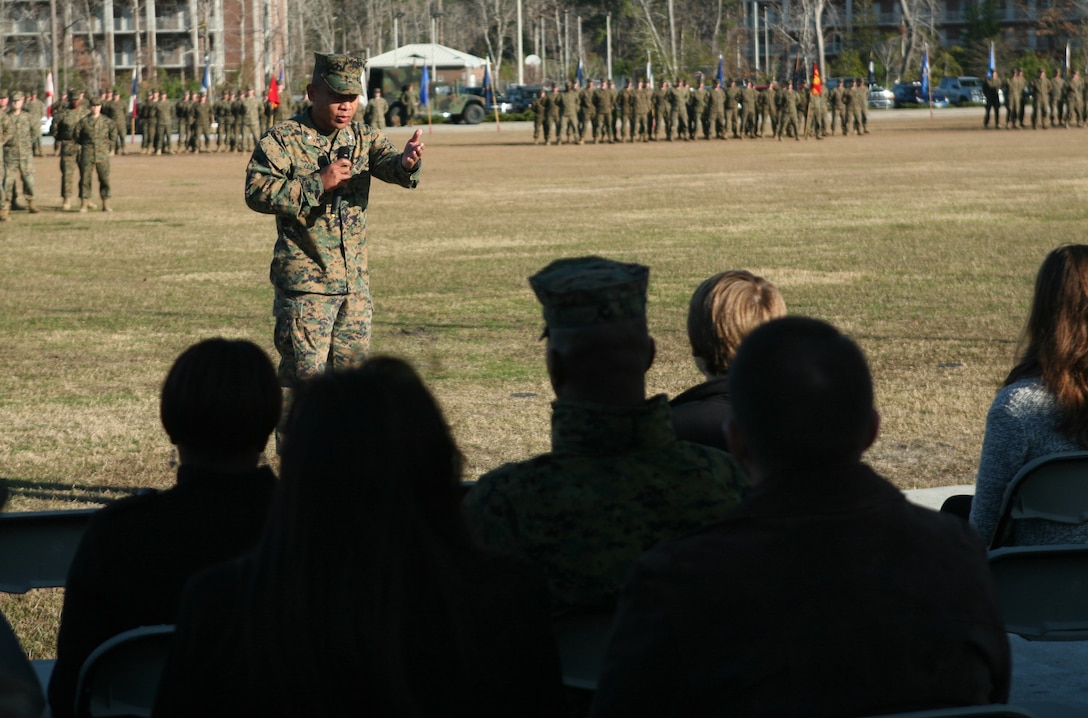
left=983, top=67, right=1088, bottom=129
left=529, top=76, right=874, bottom=144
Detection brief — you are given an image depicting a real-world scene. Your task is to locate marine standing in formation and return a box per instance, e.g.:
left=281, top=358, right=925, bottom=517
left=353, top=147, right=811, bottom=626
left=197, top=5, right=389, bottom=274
left=0, top=91, right=39, bottom=218
left=73, top=96, right=118, bottom=213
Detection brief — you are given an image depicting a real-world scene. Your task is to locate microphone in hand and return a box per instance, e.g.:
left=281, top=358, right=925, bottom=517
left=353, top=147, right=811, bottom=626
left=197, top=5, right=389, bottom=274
left=332, top=145, right=353, bottom=214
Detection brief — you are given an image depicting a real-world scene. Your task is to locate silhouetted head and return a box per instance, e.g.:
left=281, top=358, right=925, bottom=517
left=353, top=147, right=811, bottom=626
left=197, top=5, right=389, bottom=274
left=160, top=338, right=280, bottom=466
left=728, top=317, right=877, bottom=476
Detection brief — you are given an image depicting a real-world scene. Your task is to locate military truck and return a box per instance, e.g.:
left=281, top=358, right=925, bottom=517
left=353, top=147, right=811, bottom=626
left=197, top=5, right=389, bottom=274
left=367, top=67, right=488, bottom=125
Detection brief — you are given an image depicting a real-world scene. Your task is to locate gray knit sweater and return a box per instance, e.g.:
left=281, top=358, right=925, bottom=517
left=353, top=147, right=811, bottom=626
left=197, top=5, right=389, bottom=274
left=970, top=375, right=1088, bottom=545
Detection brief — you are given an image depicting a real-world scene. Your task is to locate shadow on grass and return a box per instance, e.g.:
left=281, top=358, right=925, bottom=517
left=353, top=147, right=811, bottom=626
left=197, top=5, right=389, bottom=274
left=0, top=478, right=146, bottom=507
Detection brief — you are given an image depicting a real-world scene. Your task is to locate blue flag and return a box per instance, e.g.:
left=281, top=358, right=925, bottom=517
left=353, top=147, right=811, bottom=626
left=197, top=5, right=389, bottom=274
left=716, top=54, right=724, bottom=85
left=988, top=43, right=996, bottom=78
left=576, top=58, right=584, bottom=87
left=483, top=63, right=493, bottom=106
left=420, top=65, right=430, bottom=108
left=201, top=61, right=211, bottom=94
left=920, top=47, right=930, bottom=97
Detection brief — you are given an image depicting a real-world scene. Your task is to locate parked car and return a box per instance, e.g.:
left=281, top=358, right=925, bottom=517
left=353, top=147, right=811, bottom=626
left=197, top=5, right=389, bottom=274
left=502, top=85, right=544, bottom=113
left=938, top=76, right=984, bottom=105
left=463, top=85, right=513, bottom=114
left=824, top=78, right=893, bottom=109
left=892, top=82, right=951, bottom=108
left=868, top=85, right=894, bottom=110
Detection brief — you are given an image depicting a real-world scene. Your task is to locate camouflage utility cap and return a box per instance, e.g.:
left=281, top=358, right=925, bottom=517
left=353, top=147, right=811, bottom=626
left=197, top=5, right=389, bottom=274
left=313, top=52, right=365, bottom=95
left=530, top=256, right=649, bottom=332
left=9, top=91, right=23, bottom=102
left=89, top=96, right=103, bottom=106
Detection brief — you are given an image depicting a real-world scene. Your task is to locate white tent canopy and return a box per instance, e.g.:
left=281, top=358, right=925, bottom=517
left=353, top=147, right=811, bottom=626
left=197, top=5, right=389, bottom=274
left=366, top=43, right=487, bottom=69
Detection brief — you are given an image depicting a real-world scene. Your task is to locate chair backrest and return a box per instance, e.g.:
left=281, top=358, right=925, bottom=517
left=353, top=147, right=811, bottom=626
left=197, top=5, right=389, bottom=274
left=0, top=509, right=98, bottom=593
left=552, top=612, right=614, bottom=691
left=865, top=706, right=1038, bottom=717
left=74, top=625, right=175, bottom=718
left=989, top=545, right=1088, bottom=641
left=990, top=451, right=1088, bottom=550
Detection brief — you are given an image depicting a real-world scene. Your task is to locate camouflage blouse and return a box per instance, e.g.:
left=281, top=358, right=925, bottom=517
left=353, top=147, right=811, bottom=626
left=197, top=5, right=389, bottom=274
left=245, top=110, right=420, bottom=295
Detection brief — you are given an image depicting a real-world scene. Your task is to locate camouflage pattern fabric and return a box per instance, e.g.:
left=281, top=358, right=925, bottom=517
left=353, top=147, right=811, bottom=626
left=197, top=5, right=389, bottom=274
left=3, top=111, right=36, bottom=206
left=242, top=94, right=262, bottom=150
left=74, top=114, right=118, bottom=199
left=245, top=109, right=420, bottom=387
left=364, top=96, right=388, bottom=128
left=463, top=395, right=750, bottom=609
left=52, top=107, right=85, bottom=199
left=273, top=289, right=372, bottom=385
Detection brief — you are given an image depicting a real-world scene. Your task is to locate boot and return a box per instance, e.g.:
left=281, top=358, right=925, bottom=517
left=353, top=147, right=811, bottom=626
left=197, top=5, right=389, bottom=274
left=0, top=208, right=8, bottom=221
left=101, top=199, right=112, bottom=213
left=80, top=200, right=90, bottom=213
left=62, top=198, right=71, bottom=211
left=26, top=199, right=39, bottom=214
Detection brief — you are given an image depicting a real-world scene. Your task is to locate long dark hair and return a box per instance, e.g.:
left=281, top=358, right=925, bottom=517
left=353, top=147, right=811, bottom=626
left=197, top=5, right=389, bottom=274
left=242, top=357, right=477, bottom=715
left=1006, top=244, right=1088, bottom=444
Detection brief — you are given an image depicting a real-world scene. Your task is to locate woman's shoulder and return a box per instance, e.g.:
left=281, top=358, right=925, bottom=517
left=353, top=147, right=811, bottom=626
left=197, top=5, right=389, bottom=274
left=992, top=375, right=1058, bottom=416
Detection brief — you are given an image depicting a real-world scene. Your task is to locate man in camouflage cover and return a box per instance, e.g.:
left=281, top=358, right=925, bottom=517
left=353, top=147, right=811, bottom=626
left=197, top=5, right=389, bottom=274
left=1, top=91, right=40, bottom=218
left=245, top=52, right=424, bottom=443
left=74, top=96, right=118, bottom=212
left=463, top=256, right=749, bottom=609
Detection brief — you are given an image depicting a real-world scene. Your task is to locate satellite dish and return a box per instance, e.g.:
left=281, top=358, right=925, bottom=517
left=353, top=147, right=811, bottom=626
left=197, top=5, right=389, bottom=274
left=525, top=54, right=542, bottom=67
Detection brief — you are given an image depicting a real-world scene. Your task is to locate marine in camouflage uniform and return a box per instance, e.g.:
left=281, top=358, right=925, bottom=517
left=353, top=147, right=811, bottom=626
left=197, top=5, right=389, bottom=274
left=671, top=80, right=689, bottom=140
left=0, top=95, right=12, bottom=219
left=530, top=88, right=547, bottom=144
left=1031, top=69, right=1050, bottom=129
left=242, top=88, right=262, bottom=150
left=578, top=80, right=596, bottom=144
left=724, top=80, right=741, bottom=138
left=558, top=82, right=579, bottom=144
left=191, top=94, right=213, bottom=152
left=74, top=97, right=118, bottom=212
left=51, top=97, right=85, bottom=210
left=245, top=53, right=423, bottom=442
left=214, top=93, right=232, bottom=151
left=708, top=80, right=726, bottom=139
left=1065, top=70, right=1084, bottom=127
left=363, top=89, right=388, bottom=129
left=2, top=92, right=40, bottom=216
left=592, top=81, right=614, bottom=143
left=463, top=256, right=749, bottom=609
left=26, top=92, right=45, bottom=157
left=690, top=81, right=708, bottom=139
left=544, top=85, right=562, bottom=145
left=777, top=83, right=801, bottom=141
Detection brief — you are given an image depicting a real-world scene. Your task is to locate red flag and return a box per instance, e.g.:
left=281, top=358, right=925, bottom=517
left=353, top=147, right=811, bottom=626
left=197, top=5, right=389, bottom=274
left=812, top=63, right=823, bottom=95
left=268, top=75, right=280, bottom=110
left=45, top=71, right=54, bottom=118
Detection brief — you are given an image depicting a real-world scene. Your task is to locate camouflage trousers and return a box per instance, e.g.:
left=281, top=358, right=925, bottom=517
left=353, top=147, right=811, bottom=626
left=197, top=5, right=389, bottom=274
left=2, top=156, right=35, bottom=208
left=242, top=121, right=260, bottom=151
left=60, top=149, right=80, bottom=199
left=273, top=288, right=373, bottom=389
left=78, top=153, right=111, bottom=199
left=273, top=288, right=373, bottom=450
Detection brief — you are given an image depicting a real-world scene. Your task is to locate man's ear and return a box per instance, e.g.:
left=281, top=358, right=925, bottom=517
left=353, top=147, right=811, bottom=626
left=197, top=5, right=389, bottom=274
left=863, top=409, right=881, bottom=452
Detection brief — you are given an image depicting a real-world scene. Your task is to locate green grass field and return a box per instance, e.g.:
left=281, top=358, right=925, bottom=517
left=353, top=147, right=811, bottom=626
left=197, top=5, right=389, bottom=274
left=1, top=109, right=1086, bottom=656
